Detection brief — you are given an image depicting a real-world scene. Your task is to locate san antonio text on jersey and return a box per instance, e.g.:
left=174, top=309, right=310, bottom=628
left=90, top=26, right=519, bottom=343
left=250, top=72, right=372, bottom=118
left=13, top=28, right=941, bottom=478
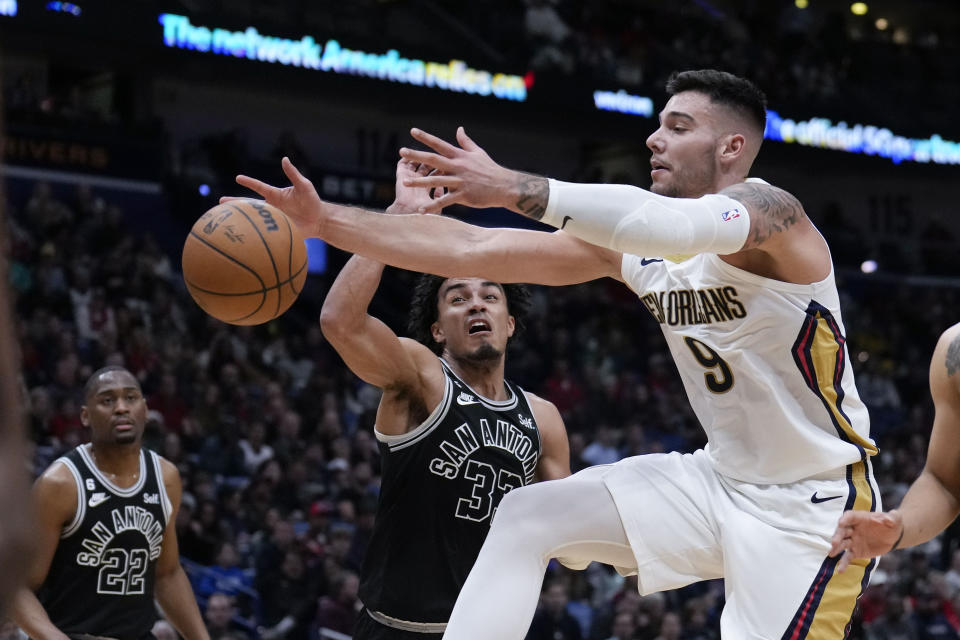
left=38, top=444, right=172, bottom=639
left=359, top=361, right=542, bottom=632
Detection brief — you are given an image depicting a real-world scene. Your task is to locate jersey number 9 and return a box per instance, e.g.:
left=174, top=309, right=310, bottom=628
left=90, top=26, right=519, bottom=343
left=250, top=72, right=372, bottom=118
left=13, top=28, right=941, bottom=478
left=683, top=337, right=734, bottom=394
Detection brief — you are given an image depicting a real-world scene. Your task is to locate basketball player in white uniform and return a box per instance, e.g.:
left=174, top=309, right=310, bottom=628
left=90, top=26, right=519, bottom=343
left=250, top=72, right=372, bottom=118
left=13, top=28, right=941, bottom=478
left=227, top=69, right=878, bottom=639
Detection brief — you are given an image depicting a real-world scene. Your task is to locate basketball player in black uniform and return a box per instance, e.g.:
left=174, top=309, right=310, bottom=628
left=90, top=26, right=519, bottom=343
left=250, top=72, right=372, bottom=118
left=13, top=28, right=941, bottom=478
left=10, top=366, right=209, bottom=640
left=319, top=160, right=570, bottom=639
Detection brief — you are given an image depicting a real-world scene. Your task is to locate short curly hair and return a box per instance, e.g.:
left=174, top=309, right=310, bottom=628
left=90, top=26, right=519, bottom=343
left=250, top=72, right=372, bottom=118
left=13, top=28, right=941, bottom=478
left=407, top=275, right=532, bottom=355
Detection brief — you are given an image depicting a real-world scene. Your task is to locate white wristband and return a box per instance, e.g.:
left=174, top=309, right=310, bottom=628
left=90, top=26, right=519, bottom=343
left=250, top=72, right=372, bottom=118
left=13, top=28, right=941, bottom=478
left=541, top=179, right=750, bottom=257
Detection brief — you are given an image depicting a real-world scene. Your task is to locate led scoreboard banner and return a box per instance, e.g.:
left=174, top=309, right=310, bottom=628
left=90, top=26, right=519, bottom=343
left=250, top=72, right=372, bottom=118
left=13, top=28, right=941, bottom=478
left=156, top=10, right=958, bottom=167
left=158, top=13, right=528, bottom=102
left=6, top=8, right=957, bottom=167
left=764, top=110, right=960, bottom=166
left=594, top=88, right=960, bottom=166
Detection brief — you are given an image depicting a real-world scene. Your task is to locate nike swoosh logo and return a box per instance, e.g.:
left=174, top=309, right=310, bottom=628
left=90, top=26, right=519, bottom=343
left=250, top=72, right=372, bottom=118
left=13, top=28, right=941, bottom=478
left=810, top=493, right=843, bottom=504
left=456, top=397, right=479, bottom=406
left=561, top=216, right=573, bottom=229
left=640, top=258, right=663, bottom=266
left=88, top=494, right=110, bottom=507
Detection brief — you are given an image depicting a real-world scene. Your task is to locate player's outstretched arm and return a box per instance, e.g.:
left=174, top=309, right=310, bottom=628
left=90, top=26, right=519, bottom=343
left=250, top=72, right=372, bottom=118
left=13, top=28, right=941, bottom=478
left=9, top=466, right=75, bottom=640
left=224, top=159, right=621, bottom=287
left=154, top=460, right=209, bottom=640
left=402, top=128, right=829, bottom=283
left=830, top=324, right=960, bottom=571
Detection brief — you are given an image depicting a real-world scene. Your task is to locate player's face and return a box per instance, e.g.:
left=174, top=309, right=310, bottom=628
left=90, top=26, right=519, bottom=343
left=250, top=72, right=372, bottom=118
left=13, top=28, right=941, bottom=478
left=433, top=278, right=515, bottom=363
left=81, top=371, right=147, bottom=446
left=646, top=91, right=723, bottom=198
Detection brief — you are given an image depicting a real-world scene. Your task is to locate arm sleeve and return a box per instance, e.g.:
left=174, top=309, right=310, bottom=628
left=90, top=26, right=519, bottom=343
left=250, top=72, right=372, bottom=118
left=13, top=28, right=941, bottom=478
left=540, top=179, right=750, bottom=257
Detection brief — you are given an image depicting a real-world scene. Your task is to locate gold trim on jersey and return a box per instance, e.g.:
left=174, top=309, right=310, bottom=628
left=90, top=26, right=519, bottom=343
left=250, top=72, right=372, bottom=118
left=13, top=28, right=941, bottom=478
left=802, top=462, right=873, bottom=639
left=781, top=461, right=876, bottom=640
left=791, top=302, right=877, bottom=456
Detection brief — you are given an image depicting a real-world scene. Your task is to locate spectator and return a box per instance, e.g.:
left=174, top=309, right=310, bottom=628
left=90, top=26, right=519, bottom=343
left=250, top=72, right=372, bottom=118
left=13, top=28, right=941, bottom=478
left=205, top=593, right=248, bottom=640
left=867, top=590, right=917, bottom=639
left=196, top=542, right=255, bottom=599
left=913, top=581, right=960, bottom=640
left=655, top=612, right=683, bottom=640
left=312, top=571, right=360, bottom=636
left=605, top=612, right=635, bottom=640
left=529, top=581, right=584, bottom=640
left=581, top=425, right=622, bottom=466
left=238, top=421, right=274, bottom=474
left=257, top=551, right=320, bottom=640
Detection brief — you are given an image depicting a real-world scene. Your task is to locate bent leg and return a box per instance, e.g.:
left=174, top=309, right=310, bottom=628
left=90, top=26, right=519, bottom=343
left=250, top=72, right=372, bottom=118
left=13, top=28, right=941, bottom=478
left=443, top=466, right=635, bottom=640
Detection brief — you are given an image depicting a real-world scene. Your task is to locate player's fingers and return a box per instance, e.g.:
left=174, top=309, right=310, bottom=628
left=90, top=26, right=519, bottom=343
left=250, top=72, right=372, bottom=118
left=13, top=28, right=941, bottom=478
left=236, top=175, right=278, bottom=199
left=410, top=128, right=462, bottom=157
left=395, top=158, right=417, bottom=177
left=401, top=160, right=433, bottom=177
left=421, top=190, right=460, bottom=212
left=399, top=147, right=456, bottom=171
left=828, top=528, right=847, bottom=556
left=281, top=157, right=312, bottom=187
left=403, top=175, right=461, bottom=190
left=837, top=549, right=852, bottom=573
left=456, top=126, right=481, bottom=152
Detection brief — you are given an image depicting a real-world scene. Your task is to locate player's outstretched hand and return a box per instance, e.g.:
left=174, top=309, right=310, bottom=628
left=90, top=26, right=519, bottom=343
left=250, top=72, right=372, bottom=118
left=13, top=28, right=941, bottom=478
left=829, top=509, right=903, bottom=572
left=399, top=127, right=515, bottom=213
left=221, top=157, right=326, bottom=238
left=388, top=159, right=441, bottom=215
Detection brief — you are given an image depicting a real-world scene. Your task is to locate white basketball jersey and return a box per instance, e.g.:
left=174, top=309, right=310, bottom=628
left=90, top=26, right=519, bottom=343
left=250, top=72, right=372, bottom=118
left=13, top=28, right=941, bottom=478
left=621, top=252, right=876, bottom=484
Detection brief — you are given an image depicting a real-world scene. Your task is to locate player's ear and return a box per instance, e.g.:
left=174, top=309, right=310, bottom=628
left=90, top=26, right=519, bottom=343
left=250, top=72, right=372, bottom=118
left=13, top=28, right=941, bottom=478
left=431, top=321, right=444, bottom=344
left=80, top=405, right=90, bottom=428
left=506, top=315, right=516, bottom=338
left=719, top=133, right=746, bottom=163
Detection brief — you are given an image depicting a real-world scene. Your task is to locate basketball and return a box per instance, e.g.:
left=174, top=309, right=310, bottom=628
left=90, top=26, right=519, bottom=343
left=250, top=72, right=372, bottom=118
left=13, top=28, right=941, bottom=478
left=182, top=200, right=308, bottom=325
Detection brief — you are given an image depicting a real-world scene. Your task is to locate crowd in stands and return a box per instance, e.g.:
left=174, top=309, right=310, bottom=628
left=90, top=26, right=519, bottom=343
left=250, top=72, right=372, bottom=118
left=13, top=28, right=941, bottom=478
left=4, top=176, right=958, bottom=640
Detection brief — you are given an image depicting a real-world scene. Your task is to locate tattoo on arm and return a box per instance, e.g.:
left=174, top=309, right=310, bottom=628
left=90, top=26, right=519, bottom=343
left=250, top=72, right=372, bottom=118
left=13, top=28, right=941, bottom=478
left=514, top=174, right=549, bottom=221
left=946, top=334, right=960, bottom=378
left=721, top=183, right=805, bottom=249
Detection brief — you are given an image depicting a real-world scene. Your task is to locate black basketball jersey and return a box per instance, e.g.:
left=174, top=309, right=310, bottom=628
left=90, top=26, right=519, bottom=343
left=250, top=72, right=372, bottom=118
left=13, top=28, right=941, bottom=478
left=38, top=444, right=171, bottom=640
left=358, top=360, right=543, bottom=630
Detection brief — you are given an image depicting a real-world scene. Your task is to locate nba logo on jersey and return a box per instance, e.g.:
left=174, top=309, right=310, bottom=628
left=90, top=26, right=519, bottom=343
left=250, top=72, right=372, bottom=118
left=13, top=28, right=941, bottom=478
left=720, top=209, right=741, bottom=221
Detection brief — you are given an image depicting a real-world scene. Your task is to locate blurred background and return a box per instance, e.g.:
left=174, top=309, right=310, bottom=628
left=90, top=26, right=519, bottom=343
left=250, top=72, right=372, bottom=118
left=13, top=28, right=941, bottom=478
left=2, top=1, right=959, bottom=638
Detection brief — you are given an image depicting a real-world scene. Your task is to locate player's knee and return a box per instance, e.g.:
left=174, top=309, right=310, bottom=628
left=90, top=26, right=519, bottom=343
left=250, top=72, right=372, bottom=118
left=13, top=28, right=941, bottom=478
left=491, top=485, right=551, bottom=543
left=492, top=486, right=538, bottom=529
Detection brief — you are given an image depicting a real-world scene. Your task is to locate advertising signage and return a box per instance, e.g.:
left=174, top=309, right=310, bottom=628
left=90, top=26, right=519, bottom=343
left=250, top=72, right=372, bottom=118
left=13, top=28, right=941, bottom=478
left=153, top=13, right=958, bottom=167
left=158, top=13, right=527, bottom=102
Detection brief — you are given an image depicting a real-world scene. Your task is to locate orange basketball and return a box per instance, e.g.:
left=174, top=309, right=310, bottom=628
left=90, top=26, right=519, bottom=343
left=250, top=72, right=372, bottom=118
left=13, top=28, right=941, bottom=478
left=182, top=200, right=308, bottom=325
